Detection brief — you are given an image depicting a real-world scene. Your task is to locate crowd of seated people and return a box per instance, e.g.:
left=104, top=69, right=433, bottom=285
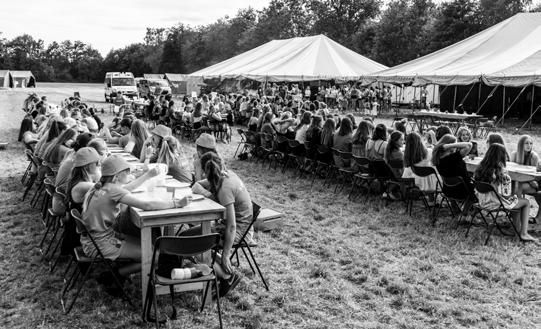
left=19, top=93, right=256, bottom=299
left=231, top=102, right=539, bottom=242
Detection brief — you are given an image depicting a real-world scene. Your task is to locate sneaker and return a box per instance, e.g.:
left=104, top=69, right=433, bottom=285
left=218, top=272, right=241, bottom=297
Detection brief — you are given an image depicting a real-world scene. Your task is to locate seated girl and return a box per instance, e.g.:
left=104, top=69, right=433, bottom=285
left=384, top=131, right=405, bottom=178
left=188, top=152, right=252, bottom=296
left=365, top=123, right=387, bottom=160
left=351, top=120, right=373, bottom=157
left=402, top=132, right=439, bottom=193
left=456, top=126, right=478, bottom=157
left=332, top=117, right=353, bottom=168
left=474, top=143, right=537, bottom=241
left=510, top=135, right=541, bottom=223
left=193, top=133, right=217, bottom=181
left=432, top=134, right=475, bottom=206
left=82, top=156, right=190, bottom=277
left=140, top=124, right=172, bottom=163
left=42, top=128, right=78, bottom=170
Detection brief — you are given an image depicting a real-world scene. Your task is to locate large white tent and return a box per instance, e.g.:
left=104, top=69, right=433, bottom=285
left=370, top=13, right=541, bottom=87
left=190, top=34, right=387, bottom=82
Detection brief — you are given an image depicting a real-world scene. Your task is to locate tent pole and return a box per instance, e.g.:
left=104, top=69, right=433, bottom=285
left=477, top=82, right=482, bottom=112
left=530, top=85, right=535, bottom=129
left=453, top=85, right=457, bottom=112
left=495, top=85, right=527, bottom=126
left=502, top=86, right=506, bottom=125
left=432, top=84, right=436, bottom=107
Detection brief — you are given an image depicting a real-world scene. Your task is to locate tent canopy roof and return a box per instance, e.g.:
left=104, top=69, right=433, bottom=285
left=190, top=34, right=387, bottom=82
left=143, top=74, right=165, bottom=79
left=370, top=13, right=541, bottom=87
left=10, top=70, right=35, bottom=78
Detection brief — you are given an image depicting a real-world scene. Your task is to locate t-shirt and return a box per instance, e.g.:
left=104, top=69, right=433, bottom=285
left=83, top=184, right=130, bottom=236
left=55, top=155, right=74, bottom=193
left=333, top=133, right=353, bottom=152
left=217, top=171, right=253, bottom=241
left=295, top=124, right=309, bottom=144
left=168, top=158, right=192, bottom=183
left=118, top=134, right=130, bottom=149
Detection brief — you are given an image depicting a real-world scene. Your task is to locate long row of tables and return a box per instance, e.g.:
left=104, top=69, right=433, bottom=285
left=406, top=110, right=485, bottom=134
left=106, top=144, right=225, bottom=315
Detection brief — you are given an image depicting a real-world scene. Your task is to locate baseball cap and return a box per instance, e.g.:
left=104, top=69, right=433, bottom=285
left=195, top=133, right=216, bottom=149
left=152, top=125, right=172, bottom=139
left=101, top=155, right=131, bottom=176
left=73, top=147, right=100, bottom=167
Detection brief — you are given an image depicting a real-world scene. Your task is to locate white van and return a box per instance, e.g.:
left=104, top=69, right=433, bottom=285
left=104, top=72, right=138, bottom=102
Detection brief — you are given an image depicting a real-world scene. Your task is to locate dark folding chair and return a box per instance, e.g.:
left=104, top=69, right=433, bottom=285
left=333, top=150, right=355, bottom=193
left=310, top=145, right=333, bottom=188
left=469, top=180, right=522, bottom=245
left=21, top=149, right=34, bottom=185
left=234, top=129, right=247, bottom=157
left=142, top=234, right=223, bottom=329
left=230, top=202, right=269, bottom=291
left=22, top=152, right=41, bottom=201
left=61, top=209, right=134, bottom=314
left=408, top=165, right=448, bottom=221
left=268, top=135, right=289, bottom=170
left=385, top=159, right=415, bottom=207
left=298, top=141, right=317, bottom=179
left=438, top=176, right=474, bottom=225
left=48, top=188, right=69, bottom=273
left=348, top=156, right=372, bottom=200
left=282, top=140, right=305, bottom=175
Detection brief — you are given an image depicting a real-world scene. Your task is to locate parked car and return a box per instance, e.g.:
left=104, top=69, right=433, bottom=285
left=137, top=78, right=171, bottom=98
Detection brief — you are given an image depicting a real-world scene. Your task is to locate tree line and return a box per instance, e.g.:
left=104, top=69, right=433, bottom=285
left=0, top=0, right=537, bottom=83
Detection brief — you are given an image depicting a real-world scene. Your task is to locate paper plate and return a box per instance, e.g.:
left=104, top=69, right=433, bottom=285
left=191, top=194, right=204, bottom=201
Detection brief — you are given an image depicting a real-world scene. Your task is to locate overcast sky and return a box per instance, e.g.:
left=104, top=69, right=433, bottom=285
left=0, top=0, right=270, bottom=56
left=1, top=0, right=539, bottom=56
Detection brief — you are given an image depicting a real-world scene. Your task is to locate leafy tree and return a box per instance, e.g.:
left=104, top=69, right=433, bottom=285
left=310, top=0, right=381, bottom=49
left=478, top=0, right=531, bottom=27
left=428, top=0, right=481, bottom=53
left=159, top=25, right=186, bottom=73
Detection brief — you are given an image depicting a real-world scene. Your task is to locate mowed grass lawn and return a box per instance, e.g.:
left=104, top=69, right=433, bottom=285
left=0, top=84, right=540, bottom=329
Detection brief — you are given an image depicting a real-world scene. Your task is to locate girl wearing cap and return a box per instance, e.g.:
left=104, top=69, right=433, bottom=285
left=82, top=156, right=190, bottom=272
left=193, top=133, right=217, bottom=181
left=140, top=124, right=171, bottom=163
left=62, top=147, right=102, bottom=256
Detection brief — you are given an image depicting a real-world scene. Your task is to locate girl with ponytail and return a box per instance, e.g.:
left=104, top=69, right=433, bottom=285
left=187, top=151, right=252, bottom=296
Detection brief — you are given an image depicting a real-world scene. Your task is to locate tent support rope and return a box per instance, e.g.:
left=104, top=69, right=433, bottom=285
left=530, top=85, right=535, bottom=129
left=453, top=83, right=476, bottom=112
left=476, top=85, right=499, bottom=114
left=519, top=105, right=540, bottom=132
left=495, top=85, right=527, bottom=126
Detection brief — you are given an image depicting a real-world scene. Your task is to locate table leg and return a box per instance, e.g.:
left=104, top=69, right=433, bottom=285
left=200, top=221, right=212, bottom=306
left=140, top=226, right=152, bottom=315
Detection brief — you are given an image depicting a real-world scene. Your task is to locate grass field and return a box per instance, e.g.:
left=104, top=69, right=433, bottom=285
left=0, top=84, right=540, bottom=329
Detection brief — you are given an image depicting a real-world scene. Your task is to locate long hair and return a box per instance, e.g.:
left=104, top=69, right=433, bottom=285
left=372, top=123, right=387, bottom=142
left=456, top=126, right=472, bottom=142
left=404, top=132, right=427, bottom=167
left=321, top=118, right=336, bottom=146
left=83, top=175, right=116, bottom=212
left=46, top=120, right=67, bottom=142
left=295, top=111, right=312, bottom=132
left=487, top=133, right=504, bottom=146
left=72, top=132, right=94, bottom=152
left=131, top=119, right=149, bottom=152
left=385, top=131, right=403, bottom=163
left=157, top=136, right=180, bottom=168
left=200, top=152, right=225, bottom=197
left=67, top=163, right=95, bottom=204
left=352, top=120, right=373, bottom=145
left=435, top=125, right=452, bottom=142
left=515, top=135, right=532, bottom=165
left=474, top=143, right=507, bottom=184
left=18, top=118, right=34, bottom=142
left=431, top=134, right=456, bottom=166
left=337, top=117, right=353, bottom=136
left=43, top=128, right=77, bottom=164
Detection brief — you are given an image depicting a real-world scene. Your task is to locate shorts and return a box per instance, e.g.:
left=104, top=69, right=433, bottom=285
left=81, top=230, right=122, bottom=260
